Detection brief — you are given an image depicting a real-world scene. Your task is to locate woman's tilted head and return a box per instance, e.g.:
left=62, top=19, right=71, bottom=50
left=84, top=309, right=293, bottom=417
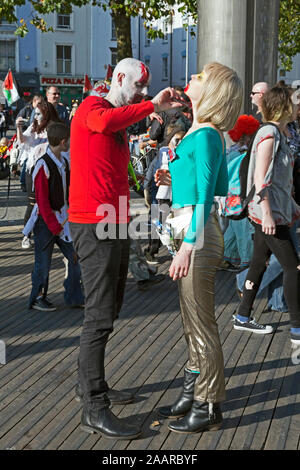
left=261, top=86, right=293, bottom=124
left=187, top=62, right=243, bottom=132
left=33, top=101, right=61, bottom=134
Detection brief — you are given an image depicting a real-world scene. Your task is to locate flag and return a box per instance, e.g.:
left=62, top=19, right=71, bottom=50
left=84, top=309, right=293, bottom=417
left=93, top=81, right=110, bottom=98
left=2, top=70, right=19, bottom=106
left=105, top=65, right=113, bottom=82
left=83, top=74, right=93, bottom=94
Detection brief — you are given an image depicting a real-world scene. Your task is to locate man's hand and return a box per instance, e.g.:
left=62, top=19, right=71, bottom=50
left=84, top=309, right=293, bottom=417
left=155, top=169, right=172, bottom=186
left=151, top=88, right=186, bottom=113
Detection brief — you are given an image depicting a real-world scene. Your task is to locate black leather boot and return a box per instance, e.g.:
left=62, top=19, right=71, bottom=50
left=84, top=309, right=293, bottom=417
left=75, top=384, right=134, bottom=405
left=158, top=368, right=199, bottom=418
left=168, top=400, right=223, bottom=433
left=81, top=406, right=141, bottom=439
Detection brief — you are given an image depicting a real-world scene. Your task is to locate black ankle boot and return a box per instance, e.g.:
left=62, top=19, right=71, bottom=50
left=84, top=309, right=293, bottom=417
left=158, top=369, right=199, bottom=418
left=168, top=400, right=223, bottom=433
left=75, top=384, right=134, bottom=405
left=81, top=406, right=141, bottom=439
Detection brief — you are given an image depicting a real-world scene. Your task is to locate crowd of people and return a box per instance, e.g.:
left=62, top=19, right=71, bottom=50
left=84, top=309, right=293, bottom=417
left=1, top=57, right=300, bottom=440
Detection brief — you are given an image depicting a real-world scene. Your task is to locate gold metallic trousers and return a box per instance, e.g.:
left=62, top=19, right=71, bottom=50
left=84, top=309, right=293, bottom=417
left=175, top=209, right=226, bottom=403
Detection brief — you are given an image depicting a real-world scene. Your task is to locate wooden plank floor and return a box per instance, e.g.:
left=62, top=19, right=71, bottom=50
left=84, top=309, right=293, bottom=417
left=0, top=179, right=299, bottom=450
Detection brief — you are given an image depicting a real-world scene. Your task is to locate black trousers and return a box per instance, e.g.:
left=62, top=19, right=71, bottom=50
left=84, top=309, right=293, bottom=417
left=238, top=223, right=300, bottom=328
left=70, top=222, right=130, bottom=408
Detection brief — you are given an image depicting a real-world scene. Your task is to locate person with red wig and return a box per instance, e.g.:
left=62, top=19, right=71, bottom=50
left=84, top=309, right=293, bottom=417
left=219, top=115, right=260, bottom=272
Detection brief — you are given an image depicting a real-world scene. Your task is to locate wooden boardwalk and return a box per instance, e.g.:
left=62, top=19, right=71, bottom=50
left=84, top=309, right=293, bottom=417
left=0, top=179, right=299, bottom=451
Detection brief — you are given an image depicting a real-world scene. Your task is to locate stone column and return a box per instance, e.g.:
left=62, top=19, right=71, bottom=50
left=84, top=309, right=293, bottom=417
left=197, top=0, right=248, bottom=98
left=196, top=0, right=280, bottom=114
left=251, top=0, right=280, bottom=87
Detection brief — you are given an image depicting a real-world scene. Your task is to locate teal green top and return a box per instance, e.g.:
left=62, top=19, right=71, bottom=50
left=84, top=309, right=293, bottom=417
left=169, top=127, right=228, bottom=244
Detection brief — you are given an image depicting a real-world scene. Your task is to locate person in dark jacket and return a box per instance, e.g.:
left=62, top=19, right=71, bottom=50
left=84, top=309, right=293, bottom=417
left=149, top=92, right=192, bottom=149
left=46, top=86, right=69, bottom=125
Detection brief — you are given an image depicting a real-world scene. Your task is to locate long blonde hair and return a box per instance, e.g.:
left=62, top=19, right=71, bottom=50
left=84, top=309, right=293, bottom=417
left=195, top=62, right=243, bottom=131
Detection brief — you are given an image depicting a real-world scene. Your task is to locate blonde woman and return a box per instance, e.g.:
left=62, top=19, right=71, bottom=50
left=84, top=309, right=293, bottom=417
left=156, top=63, right=243, bottom=433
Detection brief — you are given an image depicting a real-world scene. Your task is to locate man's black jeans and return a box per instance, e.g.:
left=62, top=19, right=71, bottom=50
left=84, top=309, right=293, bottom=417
left=238, top=223, right=300, bottom=328
left=70, top=222, right=130, bottom=409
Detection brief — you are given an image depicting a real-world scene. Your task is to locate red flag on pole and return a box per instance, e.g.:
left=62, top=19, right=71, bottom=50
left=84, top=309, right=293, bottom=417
left=105, top=65, right=113, bottom=82
left=83, top=74, right=93, bottom=94
left=2, top=69, right=19, bottom=105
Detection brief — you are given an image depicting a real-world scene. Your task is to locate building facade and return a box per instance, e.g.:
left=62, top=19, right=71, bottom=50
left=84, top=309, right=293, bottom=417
left=278, top=55, right=300, bottom=87
left=137, top=15, right=198, bottom=96
left=0, top=2, right=299, bottom=108
left=0, top=3, right=40, bottom=98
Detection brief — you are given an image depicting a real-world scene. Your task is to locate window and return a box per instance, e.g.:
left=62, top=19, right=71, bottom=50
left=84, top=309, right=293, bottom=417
left=111, top=18, right=116, bottom=40
left=0, top=40, right=16, bottom=72
left=110, top=47, right=118, bottom=70
left=145, top=34, right=151, bottom=47
left=162, top=20, right=168, bottom=42
left=162, top=56, right=168, bottom=80
left=0, top=18, right=12, bottom=26
left=56, top=45, right=72, bottom=74
left=57, top=14, right=71, bottom=30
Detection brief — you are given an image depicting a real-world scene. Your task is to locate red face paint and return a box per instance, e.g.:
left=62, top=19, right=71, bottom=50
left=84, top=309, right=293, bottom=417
left=139, top=63, right=149, bottom=84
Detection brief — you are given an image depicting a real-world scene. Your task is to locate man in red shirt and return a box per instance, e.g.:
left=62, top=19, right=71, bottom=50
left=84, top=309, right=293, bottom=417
left=69, top=57, right=184, bottom=439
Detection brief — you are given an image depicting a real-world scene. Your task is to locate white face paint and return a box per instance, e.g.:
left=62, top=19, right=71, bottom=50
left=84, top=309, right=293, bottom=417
left=34, top=108, right=43, bottom=125
left=116, top=60, right=150, bottom=105
left=121, top=74, right=149, bottom=105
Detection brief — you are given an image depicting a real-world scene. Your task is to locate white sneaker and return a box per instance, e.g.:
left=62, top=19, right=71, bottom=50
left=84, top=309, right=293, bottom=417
left=233, top=315, right=274, bottom=334
left=22, top=236, right=31, bottom=249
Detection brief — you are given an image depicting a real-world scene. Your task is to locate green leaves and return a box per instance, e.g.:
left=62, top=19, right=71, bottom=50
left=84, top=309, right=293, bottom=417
left=278, top=0, right=300, bottom=71
left=3, top=0, right=299, bottom=73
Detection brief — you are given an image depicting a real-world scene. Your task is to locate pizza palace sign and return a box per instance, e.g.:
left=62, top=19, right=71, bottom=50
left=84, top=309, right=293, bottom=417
left=40, top=76, right=85, bottom=87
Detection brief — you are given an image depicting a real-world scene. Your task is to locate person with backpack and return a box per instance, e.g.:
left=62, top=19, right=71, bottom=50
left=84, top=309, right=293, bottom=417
left=236, top=90, right=300, bottom=312
left=219, top=115, right=260, bottom=271
left=233, top=86, right=300, bottom=345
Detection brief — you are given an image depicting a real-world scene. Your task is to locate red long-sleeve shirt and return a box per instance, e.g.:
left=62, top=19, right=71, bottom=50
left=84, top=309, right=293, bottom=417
left=35, top=167, right=62, bottom=235
left=68, top=96, right=154, bottom=224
